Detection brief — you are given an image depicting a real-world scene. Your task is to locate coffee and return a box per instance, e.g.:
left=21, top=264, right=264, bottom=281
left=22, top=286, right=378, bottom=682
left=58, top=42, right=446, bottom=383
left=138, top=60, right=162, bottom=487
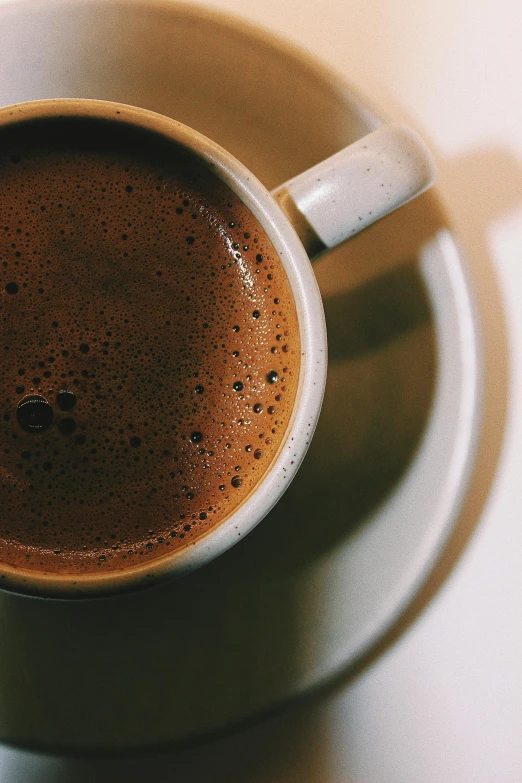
left=0, top=117, right=300, bottom=576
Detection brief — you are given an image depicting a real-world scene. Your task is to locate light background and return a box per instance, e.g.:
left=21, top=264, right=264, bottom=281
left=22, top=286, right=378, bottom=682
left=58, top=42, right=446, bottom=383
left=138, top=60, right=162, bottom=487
left=1, top=0, right=522, bottom=780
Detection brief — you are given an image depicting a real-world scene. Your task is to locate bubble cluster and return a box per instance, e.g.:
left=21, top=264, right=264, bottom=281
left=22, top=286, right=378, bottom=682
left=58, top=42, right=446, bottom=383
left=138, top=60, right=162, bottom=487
left=0, top=117, right=300, bottom=575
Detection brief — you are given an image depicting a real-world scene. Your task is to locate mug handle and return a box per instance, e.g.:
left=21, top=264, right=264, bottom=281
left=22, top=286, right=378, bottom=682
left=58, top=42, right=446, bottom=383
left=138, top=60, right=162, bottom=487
left=272, top=123, right=436, bottom=260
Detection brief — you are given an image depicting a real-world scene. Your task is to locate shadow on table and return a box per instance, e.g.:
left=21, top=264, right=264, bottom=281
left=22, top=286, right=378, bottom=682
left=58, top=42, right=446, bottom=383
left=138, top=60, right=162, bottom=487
left=1, top=699, right=330, bottom=783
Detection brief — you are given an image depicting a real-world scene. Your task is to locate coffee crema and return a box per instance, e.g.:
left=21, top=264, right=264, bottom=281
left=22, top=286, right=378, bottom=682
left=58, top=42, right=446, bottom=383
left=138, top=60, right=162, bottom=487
left=0, top=117, right=300, bottom=575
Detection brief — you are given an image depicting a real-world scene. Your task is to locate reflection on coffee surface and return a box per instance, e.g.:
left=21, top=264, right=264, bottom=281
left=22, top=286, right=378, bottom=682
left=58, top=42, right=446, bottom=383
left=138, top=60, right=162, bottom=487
left=0, top=117, right=300, bottom=575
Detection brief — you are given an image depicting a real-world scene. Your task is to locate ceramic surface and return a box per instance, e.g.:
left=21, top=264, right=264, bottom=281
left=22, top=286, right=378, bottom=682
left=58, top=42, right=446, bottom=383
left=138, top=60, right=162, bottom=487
left=0, top=0, right=482, bottom=750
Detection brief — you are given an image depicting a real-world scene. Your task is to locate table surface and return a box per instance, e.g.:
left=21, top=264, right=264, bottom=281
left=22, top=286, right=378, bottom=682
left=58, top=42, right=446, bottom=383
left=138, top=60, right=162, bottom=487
left=1, top=0, right=521, bottom=780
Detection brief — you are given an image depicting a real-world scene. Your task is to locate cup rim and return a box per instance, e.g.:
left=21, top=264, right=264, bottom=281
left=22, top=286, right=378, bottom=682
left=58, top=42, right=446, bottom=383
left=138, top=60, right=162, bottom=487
left=0, top=98, right=327, bottom=598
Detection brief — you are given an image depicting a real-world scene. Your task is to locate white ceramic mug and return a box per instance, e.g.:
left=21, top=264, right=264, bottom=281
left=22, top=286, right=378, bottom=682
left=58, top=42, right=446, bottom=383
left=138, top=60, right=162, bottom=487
left=0, top=98, right=434, bottom=597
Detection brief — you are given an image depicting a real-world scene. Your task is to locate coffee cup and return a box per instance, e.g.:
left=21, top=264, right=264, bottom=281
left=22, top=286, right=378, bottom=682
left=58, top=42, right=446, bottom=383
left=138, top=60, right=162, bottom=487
left=0, top=98, right=435, bottom=598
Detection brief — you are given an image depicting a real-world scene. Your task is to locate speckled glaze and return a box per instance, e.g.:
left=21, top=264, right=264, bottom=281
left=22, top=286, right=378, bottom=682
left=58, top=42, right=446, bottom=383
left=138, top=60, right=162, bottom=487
left=274, top=123, right=435, bottom=251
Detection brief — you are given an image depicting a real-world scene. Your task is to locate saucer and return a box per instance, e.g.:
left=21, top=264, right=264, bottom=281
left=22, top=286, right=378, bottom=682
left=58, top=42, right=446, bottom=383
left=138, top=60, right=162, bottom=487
left=0, top=0, right=482, bottom=750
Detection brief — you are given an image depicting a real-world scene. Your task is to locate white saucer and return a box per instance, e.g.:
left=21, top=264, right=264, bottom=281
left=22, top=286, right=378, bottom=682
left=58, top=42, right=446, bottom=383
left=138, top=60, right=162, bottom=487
left=0, top=0, right=482, bottom=750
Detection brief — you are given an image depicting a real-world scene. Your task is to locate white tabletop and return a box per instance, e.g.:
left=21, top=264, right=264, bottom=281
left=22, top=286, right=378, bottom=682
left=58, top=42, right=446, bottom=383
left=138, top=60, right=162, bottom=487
left=1, top=0, right=521, bottom=780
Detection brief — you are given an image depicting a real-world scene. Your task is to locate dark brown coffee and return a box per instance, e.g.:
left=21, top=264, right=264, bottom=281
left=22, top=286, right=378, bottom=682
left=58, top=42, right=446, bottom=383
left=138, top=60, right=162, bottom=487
left=0, top=117, right=300, bottom=575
